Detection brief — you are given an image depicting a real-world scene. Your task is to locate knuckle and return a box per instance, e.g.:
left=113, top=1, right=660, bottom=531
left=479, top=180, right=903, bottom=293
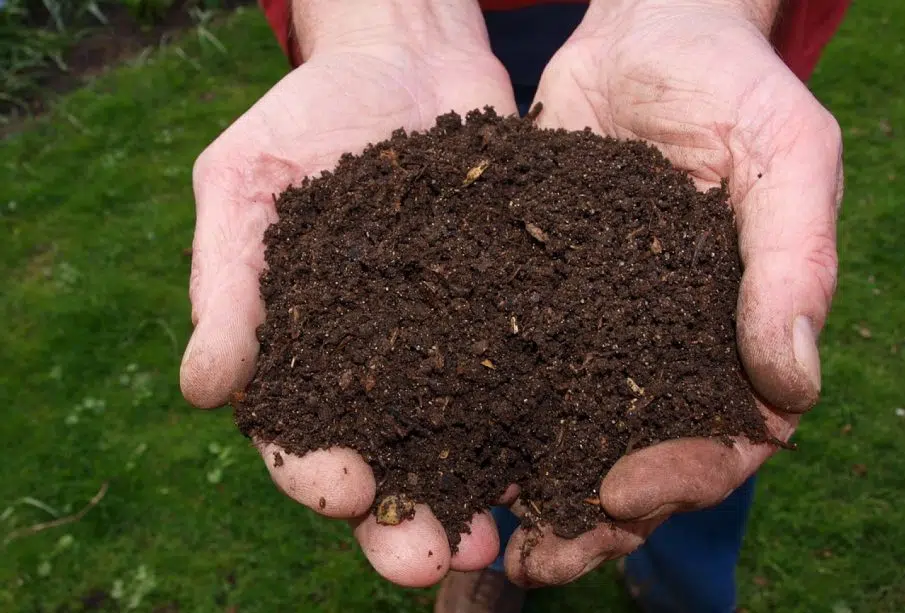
left=192, top=141, right=226, bottom=193
left=816, top=106, right=843, bottom=149
left=803, top=232, right=839, bottom=306
left=803, top=102, right=843, bottom=164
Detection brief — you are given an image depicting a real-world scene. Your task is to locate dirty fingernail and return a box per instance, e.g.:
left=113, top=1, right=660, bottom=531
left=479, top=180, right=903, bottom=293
left=792, top=315, right=821, bottom=395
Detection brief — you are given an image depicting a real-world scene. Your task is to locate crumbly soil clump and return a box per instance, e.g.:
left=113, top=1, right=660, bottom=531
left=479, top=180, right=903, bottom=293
left=234, top=107, right=767, bottom=548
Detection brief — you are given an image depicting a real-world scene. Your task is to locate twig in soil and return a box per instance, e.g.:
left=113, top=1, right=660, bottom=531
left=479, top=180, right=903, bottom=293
left=384, top=405, right=432, bottom=438
left=768, top=436, right=798, bottom=451
left=626, top=225, right=646, bottom=242
left=4, top=482, right=108, bottom=546
left=525, top=102, right=544, bottom=123
left=628, top=394, right=659, bottom=414
left=624, top=432, right=643, bottom=455
left=691, top=230, right=711, bottom=269
left=506, top=265, right=523, bottom=283
left=394, top=164, right=428, bottom=210
left=374, top=455, right=389, bottom=490
left=626, top=377, right=645, bottom=397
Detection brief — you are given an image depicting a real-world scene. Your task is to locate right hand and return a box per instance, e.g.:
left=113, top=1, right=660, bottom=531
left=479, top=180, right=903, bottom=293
left=179, top=0, right=518, bottom=587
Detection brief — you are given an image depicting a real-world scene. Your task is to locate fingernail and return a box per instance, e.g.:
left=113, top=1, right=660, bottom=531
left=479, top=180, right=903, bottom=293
left=793, top=316, right=821, bottom=395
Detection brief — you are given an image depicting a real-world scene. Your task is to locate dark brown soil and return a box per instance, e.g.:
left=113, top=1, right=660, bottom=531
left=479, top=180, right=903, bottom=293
left=234, top=106, right=767, bottom=548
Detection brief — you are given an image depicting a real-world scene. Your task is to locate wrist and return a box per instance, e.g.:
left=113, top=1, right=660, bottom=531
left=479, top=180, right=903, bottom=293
left=581, top=0, right=781, bottom=38
left=293, top=0, right=492, bottom=61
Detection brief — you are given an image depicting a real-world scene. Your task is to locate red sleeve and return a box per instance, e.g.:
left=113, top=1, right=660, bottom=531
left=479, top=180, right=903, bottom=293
left=771, top=0, right=851, bottom=81
left=258, top=0, right=300, bottom=67
left=258, top=0, right=851, bottom=80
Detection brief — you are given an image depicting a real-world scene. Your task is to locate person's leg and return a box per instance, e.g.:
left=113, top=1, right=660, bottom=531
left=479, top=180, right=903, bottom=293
left=484, top=477, right=755, bottom=612
left=488, top=505, right=521, bottom=572
left=622, top=476, right=757, bottom=613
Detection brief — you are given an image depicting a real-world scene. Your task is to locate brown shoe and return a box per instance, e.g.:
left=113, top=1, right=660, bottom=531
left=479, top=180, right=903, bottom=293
left=434, top=569, right=526, bottom=613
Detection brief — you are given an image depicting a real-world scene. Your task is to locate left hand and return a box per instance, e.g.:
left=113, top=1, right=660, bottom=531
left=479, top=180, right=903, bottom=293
left=503, top=0, right=843, bottom=586
left=180, top=0, right=518, bottom=587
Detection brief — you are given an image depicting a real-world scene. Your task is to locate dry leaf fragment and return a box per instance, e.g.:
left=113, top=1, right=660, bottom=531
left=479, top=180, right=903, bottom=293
left=379, top=148, right=399, bottom=166
left=626, top=377, right=645, bottom=396
left=463, top=160, right=490, bottom=186
left=481, top=359, right=497, bottom=370
left=651, top=237, right=663, bottom=254
left=525, top=222, right=550, bottom=243
left=510, top=316, right=519, bottom=334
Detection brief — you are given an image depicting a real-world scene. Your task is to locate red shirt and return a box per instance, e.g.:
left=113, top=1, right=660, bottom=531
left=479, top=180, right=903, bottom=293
left=259, top=0, right=850, bottom=82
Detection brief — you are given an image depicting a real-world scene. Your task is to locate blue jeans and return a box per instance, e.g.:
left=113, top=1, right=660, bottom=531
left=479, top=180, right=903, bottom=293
left=483, top=5, right=756, bottom=611
left=489, top=479, right=756, bottom=613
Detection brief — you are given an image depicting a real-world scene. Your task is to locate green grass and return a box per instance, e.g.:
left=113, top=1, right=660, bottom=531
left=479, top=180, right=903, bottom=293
left=1, top=0, right=109, bottom=115
left=1, top=3, right=904, bottom=612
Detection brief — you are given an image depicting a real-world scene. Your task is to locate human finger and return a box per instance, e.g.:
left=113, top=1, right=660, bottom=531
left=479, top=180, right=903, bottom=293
left=732, top=75, right=842, bottom=412
left=599, top=408, right=799, bottom=521
left=260, top=443, right=376, bottom=518
left=352, top=503, right=452, bottom=588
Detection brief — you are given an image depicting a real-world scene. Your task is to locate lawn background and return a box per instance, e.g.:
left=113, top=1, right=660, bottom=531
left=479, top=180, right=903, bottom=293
left=1, top=2, right=903, bottom=611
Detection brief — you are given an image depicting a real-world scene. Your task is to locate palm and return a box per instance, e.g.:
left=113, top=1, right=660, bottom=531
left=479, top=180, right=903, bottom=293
left=502, top=8, right=842, bottom=585
left=182, top=44, right=516, bottom=587
left=538, top=10, right=834, bottom=189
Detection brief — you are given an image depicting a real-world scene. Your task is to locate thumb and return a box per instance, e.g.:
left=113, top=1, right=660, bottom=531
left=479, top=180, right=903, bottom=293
left=733, top=81, right=843, bottom=413
left=179, top=148, right=281, bottom=408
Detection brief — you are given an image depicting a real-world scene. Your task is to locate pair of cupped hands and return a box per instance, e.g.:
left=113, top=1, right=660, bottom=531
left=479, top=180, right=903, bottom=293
left=180, top=0, right=842, bottom=589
